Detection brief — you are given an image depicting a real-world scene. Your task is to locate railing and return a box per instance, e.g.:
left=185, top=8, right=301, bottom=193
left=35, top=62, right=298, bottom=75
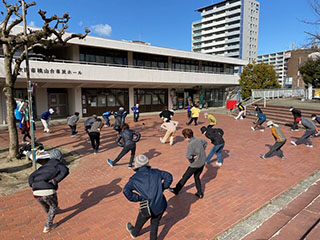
left=252, top=88, right=306, bottom=99
left=0, top=55, right=238, bottom=76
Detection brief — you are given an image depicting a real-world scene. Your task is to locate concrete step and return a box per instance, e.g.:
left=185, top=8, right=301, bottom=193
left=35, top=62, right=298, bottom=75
left=242, top=181, right=320, bottom=240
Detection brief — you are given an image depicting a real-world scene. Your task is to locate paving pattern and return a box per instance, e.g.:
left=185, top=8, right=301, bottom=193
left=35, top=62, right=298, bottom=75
left=0, top=112, right=319, bottom=240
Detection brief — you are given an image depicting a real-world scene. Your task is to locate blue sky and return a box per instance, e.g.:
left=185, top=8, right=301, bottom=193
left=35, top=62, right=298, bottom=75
left=5, top=0, right=318, bottom=55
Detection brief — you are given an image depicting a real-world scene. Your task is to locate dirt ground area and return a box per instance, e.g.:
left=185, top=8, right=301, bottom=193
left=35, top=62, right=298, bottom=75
left=0, top=146, right=81, bottom=196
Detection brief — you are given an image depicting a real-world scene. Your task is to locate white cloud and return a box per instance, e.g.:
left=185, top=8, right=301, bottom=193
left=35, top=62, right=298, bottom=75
left=29, top=21, right=36, bottom=27
left=79, top=21, right=83, bottom=27
left=91, top=24, right=112, bottom=37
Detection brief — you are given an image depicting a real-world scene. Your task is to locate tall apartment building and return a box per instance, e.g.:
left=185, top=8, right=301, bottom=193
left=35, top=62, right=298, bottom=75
left=192, top=0, right=260, bottom=63
left=257, top=51, right=287, bottom=87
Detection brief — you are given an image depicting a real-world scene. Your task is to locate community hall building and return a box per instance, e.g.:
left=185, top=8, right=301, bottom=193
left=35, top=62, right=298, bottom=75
left=0, top=28, right=247, bottom=123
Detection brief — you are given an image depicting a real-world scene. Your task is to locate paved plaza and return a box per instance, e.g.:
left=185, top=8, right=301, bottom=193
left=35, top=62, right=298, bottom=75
left=0, top=112, right=319, bottom=240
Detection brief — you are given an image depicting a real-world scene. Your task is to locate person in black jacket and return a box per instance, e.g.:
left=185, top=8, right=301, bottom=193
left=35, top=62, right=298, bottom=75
left=289, top=107, right=301, bottom=131
left=159, top=106, right=174, bottom=121
left=201, top=126, right=225, bottom=167
left=107, top=123, right=141, bottom=168
left=113, top=107, right=128, bottom=133
left=123, top=154, right=173, bottom=240
left=254, top=104, right=263, bottom=114
left=28, top=149, right=69, bottom=233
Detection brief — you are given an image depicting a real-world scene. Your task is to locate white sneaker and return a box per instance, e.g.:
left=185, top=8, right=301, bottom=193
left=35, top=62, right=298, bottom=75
left=43, top=223, right=57, bottom=233
left=216, top=162, right=222, bottom=167
left=160, top=137, right=163, bottom=143
left=251, top=127, right=255, bottom=131
left=291, top=141, right=297, bottom=146
left=307, top=145, right=313, bottom=148
left=169, top=142, right=173, bottom=146
left=260, top=129, right=264, bottom=132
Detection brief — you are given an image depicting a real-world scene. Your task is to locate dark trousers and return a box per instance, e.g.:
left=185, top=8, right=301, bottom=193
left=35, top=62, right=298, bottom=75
left=134, top=112, right=139, bottom=122
left=292, top=117, right=299, bottom=130
left=265, top=140, right=286, bottom=158
left=173, top=166, right=204, bottom=195
left=69, top=125, right=77, bottom=135
left=187, top=111, right=191, bottom=119
left=296, top=130, right=315, bottom=145
left=254, top=120, right=265, bottom=129
left=113, top=143, right=136, bottom=166
left=187, top=117, right=198, bottom=126
left=89, top=132, right=100, bottom=151
left=22, top=130, right=31, bottom=141
left=132, top=211, right=163, bottom=240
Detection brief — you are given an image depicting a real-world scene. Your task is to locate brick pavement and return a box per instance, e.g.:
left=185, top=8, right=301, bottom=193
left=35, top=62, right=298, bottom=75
left=0, top=113, right=319, bottom=240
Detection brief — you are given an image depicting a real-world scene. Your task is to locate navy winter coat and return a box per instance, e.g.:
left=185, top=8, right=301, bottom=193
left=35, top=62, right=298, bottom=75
left=28, top=159, right=69, bottom=191
left=123, top=166, right=173, bottom=216
left=116, top=128, right=141, bottom=147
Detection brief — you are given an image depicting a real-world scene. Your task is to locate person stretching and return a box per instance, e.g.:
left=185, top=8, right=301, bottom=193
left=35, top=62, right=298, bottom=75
left=108, top=123, right=141, bottom=169
left=186, top=105, right=201, bottom=126
left=291, top=117, right=316, bottom=147
left=251, top=112, right=266, bottom=131
left=160, top=119, right=178, bottom=146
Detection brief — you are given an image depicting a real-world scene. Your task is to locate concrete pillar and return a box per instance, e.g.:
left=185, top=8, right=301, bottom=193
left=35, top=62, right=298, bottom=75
left=129, top=87, right=134, bottom=114
left=35, top=88, right=48, bottom=118
left=68, top=87, right=82, bottom=117
left=128, top=52, right=133, bottom=66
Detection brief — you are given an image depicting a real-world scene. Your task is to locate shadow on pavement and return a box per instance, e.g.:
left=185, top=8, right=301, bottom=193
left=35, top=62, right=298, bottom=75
left=56, top=178, right=122, bottom=226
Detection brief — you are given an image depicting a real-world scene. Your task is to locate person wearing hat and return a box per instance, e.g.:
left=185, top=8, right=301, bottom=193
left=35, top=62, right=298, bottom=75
left=289, top=107, right=301, bottom=131
left=114, top=107, right=128, bottom=133
left=204, top=112, right=217, bottom=128
left=201, top=126, right=225, bottom=166
left=160, top=118, right=178, bottom=146
left=260, top=121, right=286, bottom=160
left=40, top=108, right=54, bottom=133
left=123, top=154, right=173, bottom=240
left=234, top=102, right=246, bottom=120
left=107, top=123, right=141, bottom=168
left=291, top=117, right=317, bottom=147
left=168, top=128, right=207, bottom=199
left=28, top=149, right=69, bottom=233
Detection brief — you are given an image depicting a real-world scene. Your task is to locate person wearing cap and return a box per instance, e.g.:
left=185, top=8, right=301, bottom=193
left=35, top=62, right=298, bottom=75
left=28, top=149, right=69, bottom=233
left=88, top=118, right=104, bottom=154
left=67, top=112, right=80, bottom=137
left=131, top=103, right=140, bottom=122
left=123, top=154, right=173, bottom=240
left=168, top=128, right=207, bottom=199
left=291, top=117, right=317, bottom=147
left=289, top=107, right=301, bottom=131
left=107, top=123, right=141, bottom=168
left=234, top=102, right=246, bottom=120
left=160, top=118, right=178, bottom=146
left=204, top=112, right=217, bottom=128
left=40, top=108, right=54, bottom=133
left=311, top=114, right=320, bottom=137
left=114, top=107, right=128, bottom=133
left=201, top=126, right=225, bottom=166
left=251, top=112, right=267, bottom=131
left=186, top=105, right=201, bottom=126
left=260, top=121, right=286, bottom=160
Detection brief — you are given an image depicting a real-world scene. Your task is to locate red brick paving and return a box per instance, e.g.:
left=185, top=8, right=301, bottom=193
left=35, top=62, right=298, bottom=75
left=0, top=113, right=319, bottom=240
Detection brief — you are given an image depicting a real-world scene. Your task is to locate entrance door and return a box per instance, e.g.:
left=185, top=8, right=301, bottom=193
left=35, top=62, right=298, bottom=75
left=48, top=93, right=68, bottom=118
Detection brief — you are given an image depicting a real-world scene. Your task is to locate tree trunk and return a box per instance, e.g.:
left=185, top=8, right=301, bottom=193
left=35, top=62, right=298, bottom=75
left=3, top=45, right=19, bottom=161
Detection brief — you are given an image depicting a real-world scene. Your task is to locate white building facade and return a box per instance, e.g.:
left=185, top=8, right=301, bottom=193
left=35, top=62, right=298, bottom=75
left=192, top=0, right=260, bottom=63
left=257, top=51, right=288, bottom=87
left=0, top=31, right=247, bottom=124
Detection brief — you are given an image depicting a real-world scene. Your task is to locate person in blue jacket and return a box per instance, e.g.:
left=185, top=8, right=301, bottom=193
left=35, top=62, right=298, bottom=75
left=311, top=114, right=320, bottom=137
left=40, top=108, right=54, bottom=133
left=132, top=104, right=140, bottom=122
left=102, top=111, right=113, bottom=127
left=123, top=154, right=173, bottom=240
left=251, top=112, right=266, bottom=131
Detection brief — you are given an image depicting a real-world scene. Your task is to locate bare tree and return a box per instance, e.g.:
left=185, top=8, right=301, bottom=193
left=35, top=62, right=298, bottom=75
left=303, top=0, right=320, bottom=46
left=0, top=0, right=89, bottom=161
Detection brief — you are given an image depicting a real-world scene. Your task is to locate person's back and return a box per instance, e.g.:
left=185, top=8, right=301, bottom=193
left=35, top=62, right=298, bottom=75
left=89, top=120, right=104, bottom=133
left=301, top=117, right=316, bottom=130
left=292, top=108, right=301, bottom=118
left=67, top=114, right=79, bottom=126
left=271, top=125, right=286, bottom=142
left=160, top=109, right=174, bottom=120
left=161, top=121, right=177, bottom=131
left=186, top=137, right=207, bottom=168
left=207, top=114, right=216, bottom=126
left=84, top=117, right=96, bottom=128
left=41, top=110, right=50, bottom=120
left=191, top=106, right=201, bottom=118
left=257, top=112, right=266, bottom=121
left=205, top=128, right=224, bottom=145
left=119, top=128, right=141, bottom=147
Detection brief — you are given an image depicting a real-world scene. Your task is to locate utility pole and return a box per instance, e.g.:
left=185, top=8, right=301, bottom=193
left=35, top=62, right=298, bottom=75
left=22, top=0, right=37, bottom=170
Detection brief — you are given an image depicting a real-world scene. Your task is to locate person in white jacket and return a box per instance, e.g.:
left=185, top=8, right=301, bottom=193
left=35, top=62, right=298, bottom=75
left=160, top=118, right=178, bottom=146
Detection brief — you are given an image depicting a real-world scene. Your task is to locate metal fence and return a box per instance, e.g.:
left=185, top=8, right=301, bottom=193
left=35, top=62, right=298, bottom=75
left=252, top=88, right=306, bottom=99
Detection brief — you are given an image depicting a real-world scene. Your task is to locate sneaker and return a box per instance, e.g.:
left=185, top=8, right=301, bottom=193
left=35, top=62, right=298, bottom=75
left=294, top=129, right=299, bottom=131
left=195, top=193, right=204, bottom=199
left=290, top=141, right=297, bottom=146
left=94, top=150, right=98, bottom=154
left=216, top=162, right=222, bottom=167
left=168, top=187, right=178, bottom=195
left=71, top=135, right=76, bottom=138
left=306, top=145, right=313, bottom=148
left=260, top=154, right=266, bottom=159
left=43, top=223, right=57, bottom=233
left=128, top=165, right=132, bottom=169
left=251, top=127, right=255, bottom=131
left=126, top=222, right=135, bottom=239
left=160, top=137, right=163, bottom=143
left=291, top=129, right=294, bottom=131
left=259, top=129, right=265, bottom=132
left=281, top=156, right=285, bottom=160
left=169, top=142, right=173, bottom=146
left=107, top=159, right=114, bottom=167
